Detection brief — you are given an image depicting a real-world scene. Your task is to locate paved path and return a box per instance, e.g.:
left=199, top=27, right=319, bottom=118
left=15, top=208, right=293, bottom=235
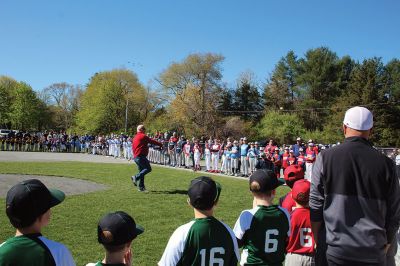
left=0, top=174, right=107, bottom=198
left=0, top=151, right=131, bottom=164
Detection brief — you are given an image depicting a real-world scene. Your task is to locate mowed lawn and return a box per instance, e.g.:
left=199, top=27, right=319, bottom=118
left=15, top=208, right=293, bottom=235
left=0, top=161, right=289, bottom=265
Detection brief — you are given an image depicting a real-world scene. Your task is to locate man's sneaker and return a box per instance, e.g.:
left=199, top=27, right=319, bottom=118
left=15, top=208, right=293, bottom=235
left=138, top=187, right=148, bottom=193
left=131, top=176, right=137, bottom=187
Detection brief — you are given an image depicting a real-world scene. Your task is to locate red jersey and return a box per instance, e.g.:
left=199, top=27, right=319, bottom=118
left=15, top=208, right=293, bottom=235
left=305, top=147, right=318, bottom=163
left=132, top=132, right=162, bottom=158
left=297, top=155, right=305, bottom=166
left=272, top=153, right=282, bottom=166
left=288, top=155, right=297, bottom=166
left=286, top=207, right=315, bottom=254
left=281, top=192, right=296, bottom=213
left=282, top=152, right=290, bottom=168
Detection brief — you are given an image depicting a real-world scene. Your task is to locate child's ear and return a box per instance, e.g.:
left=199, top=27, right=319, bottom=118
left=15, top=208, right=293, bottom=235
left=187, top=198, right=192, bottom=207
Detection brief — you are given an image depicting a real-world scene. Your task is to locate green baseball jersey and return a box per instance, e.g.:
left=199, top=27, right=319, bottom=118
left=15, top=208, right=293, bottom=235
left=158, top=216, right=239, bottom=266
left=0, top=233, right=75, bottom=266
left=233, top=205, right=290, bottom=266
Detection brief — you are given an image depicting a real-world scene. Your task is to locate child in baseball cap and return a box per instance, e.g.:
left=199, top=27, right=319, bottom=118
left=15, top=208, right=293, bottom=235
left=233, top=170, right=290, bottom=265
left=159, top=176, right=239, bottom=265
left=86, top=211, right=144, bottom=266
left=279, top=165, right=305, bottom=213
left=0, top=179, right=75, bottom=266
left=285, top=179, right=315, bottom=265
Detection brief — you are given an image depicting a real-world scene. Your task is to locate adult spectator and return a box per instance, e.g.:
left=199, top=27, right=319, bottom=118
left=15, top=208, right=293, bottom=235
left=292, top=137, right=304, bottom=157
left=131, top=125, right=162, bottom=192
left=310, top=106, right=400, bottom=266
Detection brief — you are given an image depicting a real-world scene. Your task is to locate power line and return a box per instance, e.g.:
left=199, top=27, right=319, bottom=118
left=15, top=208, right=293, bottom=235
left=218, top=101, right=399, bottom=114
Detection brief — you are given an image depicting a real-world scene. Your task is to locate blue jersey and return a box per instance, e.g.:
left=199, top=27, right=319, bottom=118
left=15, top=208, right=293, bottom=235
left=231, top=146, right=240, bottom=159
left=240, top=144, right=249, bottom=156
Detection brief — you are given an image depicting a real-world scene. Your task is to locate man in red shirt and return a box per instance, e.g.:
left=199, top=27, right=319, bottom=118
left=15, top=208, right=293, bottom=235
left=131, top=125, right=162, bottom=192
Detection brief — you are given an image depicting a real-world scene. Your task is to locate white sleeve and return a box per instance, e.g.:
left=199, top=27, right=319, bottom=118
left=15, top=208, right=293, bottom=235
left=233, top=208, right=258, bottom=240
left=39, top=237, right=76, bottom=266
left=158, top=221, right=194, bottom=266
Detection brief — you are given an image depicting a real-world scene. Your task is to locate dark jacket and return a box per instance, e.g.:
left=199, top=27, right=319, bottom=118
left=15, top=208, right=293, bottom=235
left=310, top=136, right=400, bottom=263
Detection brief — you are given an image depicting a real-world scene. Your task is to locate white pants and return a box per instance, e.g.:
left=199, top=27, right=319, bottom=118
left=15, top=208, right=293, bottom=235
left=249, top=157, right=256, bottom=173
left=194, top=152, right=201, bottom=167
left=211, top=153, right=219, bottom=170
left=305, top=162, right=313, bottom=182
left=241, top=156, right=249, bottom=175
left=220, top=155, right=226, bottom=171
left=231, top=158, right=238, bottom=172
left=205, top=153, right=211, bottom=170
left=225, top=159, right=231, bottom=175
left=185, top=154, right=191, bottom=167
left=285, top=253, right=313, bottom=266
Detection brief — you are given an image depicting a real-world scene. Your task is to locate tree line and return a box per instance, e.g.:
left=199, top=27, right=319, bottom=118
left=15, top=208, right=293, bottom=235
left=1, top=47, right=399, bottom=146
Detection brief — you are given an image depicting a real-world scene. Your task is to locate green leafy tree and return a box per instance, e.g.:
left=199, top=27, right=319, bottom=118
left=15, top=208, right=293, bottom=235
left=296, top=47, right=342, bottom=130
left=256, top=111, right=306, bottom=144
left=158, top=53, right=225, bottom=136
left=233, top=72, right=263, bottom=121
left=76, top=69, right=146, bottom=134
left=264, top=51, right=301, bottom=110
left=10, top=82, right=42, bottom=130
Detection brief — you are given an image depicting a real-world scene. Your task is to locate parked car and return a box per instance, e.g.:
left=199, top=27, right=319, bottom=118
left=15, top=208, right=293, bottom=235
left=0, top=129, right=11, bottom=136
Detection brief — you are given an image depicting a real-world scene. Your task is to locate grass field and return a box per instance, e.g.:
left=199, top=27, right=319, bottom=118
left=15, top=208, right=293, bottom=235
left=0, top=161, right=289, bottom=265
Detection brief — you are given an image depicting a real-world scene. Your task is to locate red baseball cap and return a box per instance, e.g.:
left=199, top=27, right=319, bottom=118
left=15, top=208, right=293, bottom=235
left=284, top=165, right=304, bottom=183
left=292, top=179, right=310, bottom=204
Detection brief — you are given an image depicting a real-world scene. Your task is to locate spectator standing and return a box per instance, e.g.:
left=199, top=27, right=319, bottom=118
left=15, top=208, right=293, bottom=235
left=292, top=137, right=304, bottom=157
left=240, top=138, right=250, bottom=177
left=310, top=106, right=400, bottom=265
left=305, top=140, right=318, bottom=181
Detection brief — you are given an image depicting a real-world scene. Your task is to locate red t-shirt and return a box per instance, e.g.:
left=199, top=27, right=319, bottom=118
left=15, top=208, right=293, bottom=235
left=286, top=207, right=315, bottom=254
left=297, top=155, right=305, bottom=166
left=282, top=152, right=290, bottom=168
left=281, top=192, right=296, bottom=213
left=132, top=132, right=162, bottom=158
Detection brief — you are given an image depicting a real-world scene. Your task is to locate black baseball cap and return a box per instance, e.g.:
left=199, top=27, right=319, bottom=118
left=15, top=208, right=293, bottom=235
left=249, top=169, right=284, bottom=193
left=188, top=176, right=222, bottom=210
left=98, top=211, right=144, bottom=246
left=6, top=179, right=65, bottom=228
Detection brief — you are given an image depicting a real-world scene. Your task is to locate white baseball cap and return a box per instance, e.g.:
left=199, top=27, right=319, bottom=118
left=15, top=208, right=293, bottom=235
left=343, top=106, right=373, bottom=131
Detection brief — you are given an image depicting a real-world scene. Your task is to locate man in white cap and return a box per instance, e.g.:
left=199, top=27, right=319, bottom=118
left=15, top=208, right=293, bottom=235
left=310, top=106, right=400, bottom=266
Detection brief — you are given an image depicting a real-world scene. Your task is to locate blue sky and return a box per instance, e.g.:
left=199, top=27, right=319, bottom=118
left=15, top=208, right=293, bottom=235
left=1, top=0, right=399, bottom=91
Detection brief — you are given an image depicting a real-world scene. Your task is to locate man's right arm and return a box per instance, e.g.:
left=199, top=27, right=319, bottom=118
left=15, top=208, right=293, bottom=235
left=310, top=154, right=325, bottom=245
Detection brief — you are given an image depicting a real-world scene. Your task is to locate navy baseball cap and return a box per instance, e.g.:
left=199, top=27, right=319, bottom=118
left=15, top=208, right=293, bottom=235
left=6, top=179, right=65, bottom=228
left=98, top=211, right=144, bottom=246
left=249, top=170, right=284, bottom=193
left=188, top=176, right=221, bottom=210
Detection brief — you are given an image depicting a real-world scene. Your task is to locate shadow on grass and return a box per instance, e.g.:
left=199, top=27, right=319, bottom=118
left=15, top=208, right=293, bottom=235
left=150, top=189, right=188, bottom=195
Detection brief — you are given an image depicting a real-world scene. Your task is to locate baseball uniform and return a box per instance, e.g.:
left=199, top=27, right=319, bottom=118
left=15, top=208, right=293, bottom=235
left=234, top=205, right=290, bottom=265
left=158, top=217, right=239, bottom=266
